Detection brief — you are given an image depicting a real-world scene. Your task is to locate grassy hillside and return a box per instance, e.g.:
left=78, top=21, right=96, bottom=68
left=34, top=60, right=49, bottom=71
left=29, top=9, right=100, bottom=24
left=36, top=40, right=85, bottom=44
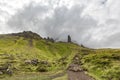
left=0, top=31, right=120, bottom=80
left=81, top=49, right=120, bottom=80
left=0, top=31, right=80, bottom=80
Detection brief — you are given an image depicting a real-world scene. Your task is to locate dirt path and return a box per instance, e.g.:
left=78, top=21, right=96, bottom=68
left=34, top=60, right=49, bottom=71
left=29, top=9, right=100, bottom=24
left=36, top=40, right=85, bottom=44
left=67, top=70, right=94, bottom=80
left=67, top=55, right=95, bottom=80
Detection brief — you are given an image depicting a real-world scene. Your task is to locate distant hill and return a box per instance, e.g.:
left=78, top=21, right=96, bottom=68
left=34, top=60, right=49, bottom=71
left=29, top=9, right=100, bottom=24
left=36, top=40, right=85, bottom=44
left=0, top=31, right=42, bottom=39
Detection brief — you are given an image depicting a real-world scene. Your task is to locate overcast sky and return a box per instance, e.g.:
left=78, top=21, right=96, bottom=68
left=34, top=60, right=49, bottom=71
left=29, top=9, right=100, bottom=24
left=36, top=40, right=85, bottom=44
left=0, top=0, right=120, bottom=48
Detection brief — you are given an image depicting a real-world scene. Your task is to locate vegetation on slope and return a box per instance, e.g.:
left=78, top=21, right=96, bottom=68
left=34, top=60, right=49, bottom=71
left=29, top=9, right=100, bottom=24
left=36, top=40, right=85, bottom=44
left=0, top=31, right=120, bottom=80
left=0, top=31, right=80, bottom=80
left=80, top=49, right=120, bottom=80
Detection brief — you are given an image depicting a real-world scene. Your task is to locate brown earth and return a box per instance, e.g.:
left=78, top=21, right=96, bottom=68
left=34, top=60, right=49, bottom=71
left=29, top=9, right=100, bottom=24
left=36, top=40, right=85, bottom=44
left=67, top=70, right=94, bottom=80
left=67, top=55, right=95, bottom=80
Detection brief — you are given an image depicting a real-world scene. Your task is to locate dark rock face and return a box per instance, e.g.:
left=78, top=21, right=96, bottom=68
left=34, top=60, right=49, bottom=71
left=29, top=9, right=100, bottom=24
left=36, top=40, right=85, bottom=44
left=68, top=35, right=71, bottom=43
left=9, top=31, right=42, bottom=39
left=6, top=68, right=13, bottom=76
left=36, top=66, right=48, bottom=72
left=0, top=66, right=8, bottom=71
left=31, top=59, right=39, bottom=66
left=44, top=37, right=54, bottom=43
left=24, top=59, right=39, bottom=66
left=0, top=63, right=13, bottom=75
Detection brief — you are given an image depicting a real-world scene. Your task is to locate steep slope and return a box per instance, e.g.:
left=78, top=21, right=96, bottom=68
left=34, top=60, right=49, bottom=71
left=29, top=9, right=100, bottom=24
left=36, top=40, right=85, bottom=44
left=0, top=31, right=81, bottom=79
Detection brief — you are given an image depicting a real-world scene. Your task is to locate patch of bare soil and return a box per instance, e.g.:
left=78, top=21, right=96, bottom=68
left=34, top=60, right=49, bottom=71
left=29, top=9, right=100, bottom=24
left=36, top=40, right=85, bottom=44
left=67, top=54, right=95, bottom=80
left=67, top=69, right=94, bottom=80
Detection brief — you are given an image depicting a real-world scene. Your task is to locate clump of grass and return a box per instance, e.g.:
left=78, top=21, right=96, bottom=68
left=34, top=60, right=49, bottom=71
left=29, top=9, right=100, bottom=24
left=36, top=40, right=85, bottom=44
left=0, top=32, right=80, bottom=80
left=81, top=49, right=120, bottom=80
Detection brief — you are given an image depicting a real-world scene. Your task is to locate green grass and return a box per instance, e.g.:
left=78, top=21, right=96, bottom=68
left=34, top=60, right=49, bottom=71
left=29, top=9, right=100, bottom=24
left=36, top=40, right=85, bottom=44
left=0, top=72, right=50, bottom=80
left=81, top=49, right=120, bottom=80
left=0, top=72, right=67, bottom=80
left=0, top=32, right=120, bottom=80
left=0, top=33, right=80, bottom=80
left=52, top=74, right=68, bottom=80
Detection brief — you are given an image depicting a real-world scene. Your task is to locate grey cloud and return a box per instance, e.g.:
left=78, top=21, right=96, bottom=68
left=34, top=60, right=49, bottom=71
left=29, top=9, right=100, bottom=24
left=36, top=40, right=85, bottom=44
left=7, top=2, right=120, bottom=48
left=103, top=32, right=120, bottom=48
left=43, top=5, right=97, bottom=43
left=101, top=0, right=107, bottom=5
left=7, top=3, right=49, bottom=36
left=7, top=3, right=99, bottom=48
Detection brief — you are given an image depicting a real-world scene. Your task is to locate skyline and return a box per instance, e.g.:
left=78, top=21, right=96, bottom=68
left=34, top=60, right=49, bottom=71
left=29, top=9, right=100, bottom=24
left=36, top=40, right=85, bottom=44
left=0, top=0, right=120, bottom=48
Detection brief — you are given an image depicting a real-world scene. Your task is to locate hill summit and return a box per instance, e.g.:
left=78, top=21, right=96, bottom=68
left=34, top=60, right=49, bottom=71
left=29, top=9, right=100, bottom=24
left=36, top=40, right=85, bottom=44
left=9, top=31, right=42, bottom=39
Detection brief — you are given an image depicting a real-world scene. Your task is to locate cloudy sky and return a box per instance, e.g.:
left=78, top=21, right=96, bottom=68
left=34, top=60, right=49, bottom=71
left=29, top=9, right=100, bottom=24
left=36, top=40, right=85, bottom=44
left=0, top=0, right=120, bottom=48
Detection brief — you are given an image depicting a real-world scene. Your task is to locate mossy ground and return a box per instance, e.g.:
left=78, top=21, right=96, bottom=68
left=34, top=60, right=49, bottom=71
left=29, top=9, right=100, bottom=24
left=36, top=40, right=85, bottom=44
left=0, top=32, right=120, bottom=80
left=80, top=49, right=120, bottom=80
left=0, top=33, right=78, bottom=80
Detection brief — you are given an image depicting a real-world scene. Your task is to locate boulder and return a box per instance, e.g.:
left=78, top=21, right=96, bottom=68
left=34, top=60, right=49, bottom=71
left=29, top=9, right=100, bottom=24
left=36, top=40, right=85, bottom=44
left=25, top=59, right=39, bottom=65
left=68, top=64, right=83, bottom=72
left=25, top=60, right=31, bottom=64
left=31, top=59, right=38, bottom=65
left=0, top=71, right=3, bottom=75
left=6, top=68, right=13, bottom=76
